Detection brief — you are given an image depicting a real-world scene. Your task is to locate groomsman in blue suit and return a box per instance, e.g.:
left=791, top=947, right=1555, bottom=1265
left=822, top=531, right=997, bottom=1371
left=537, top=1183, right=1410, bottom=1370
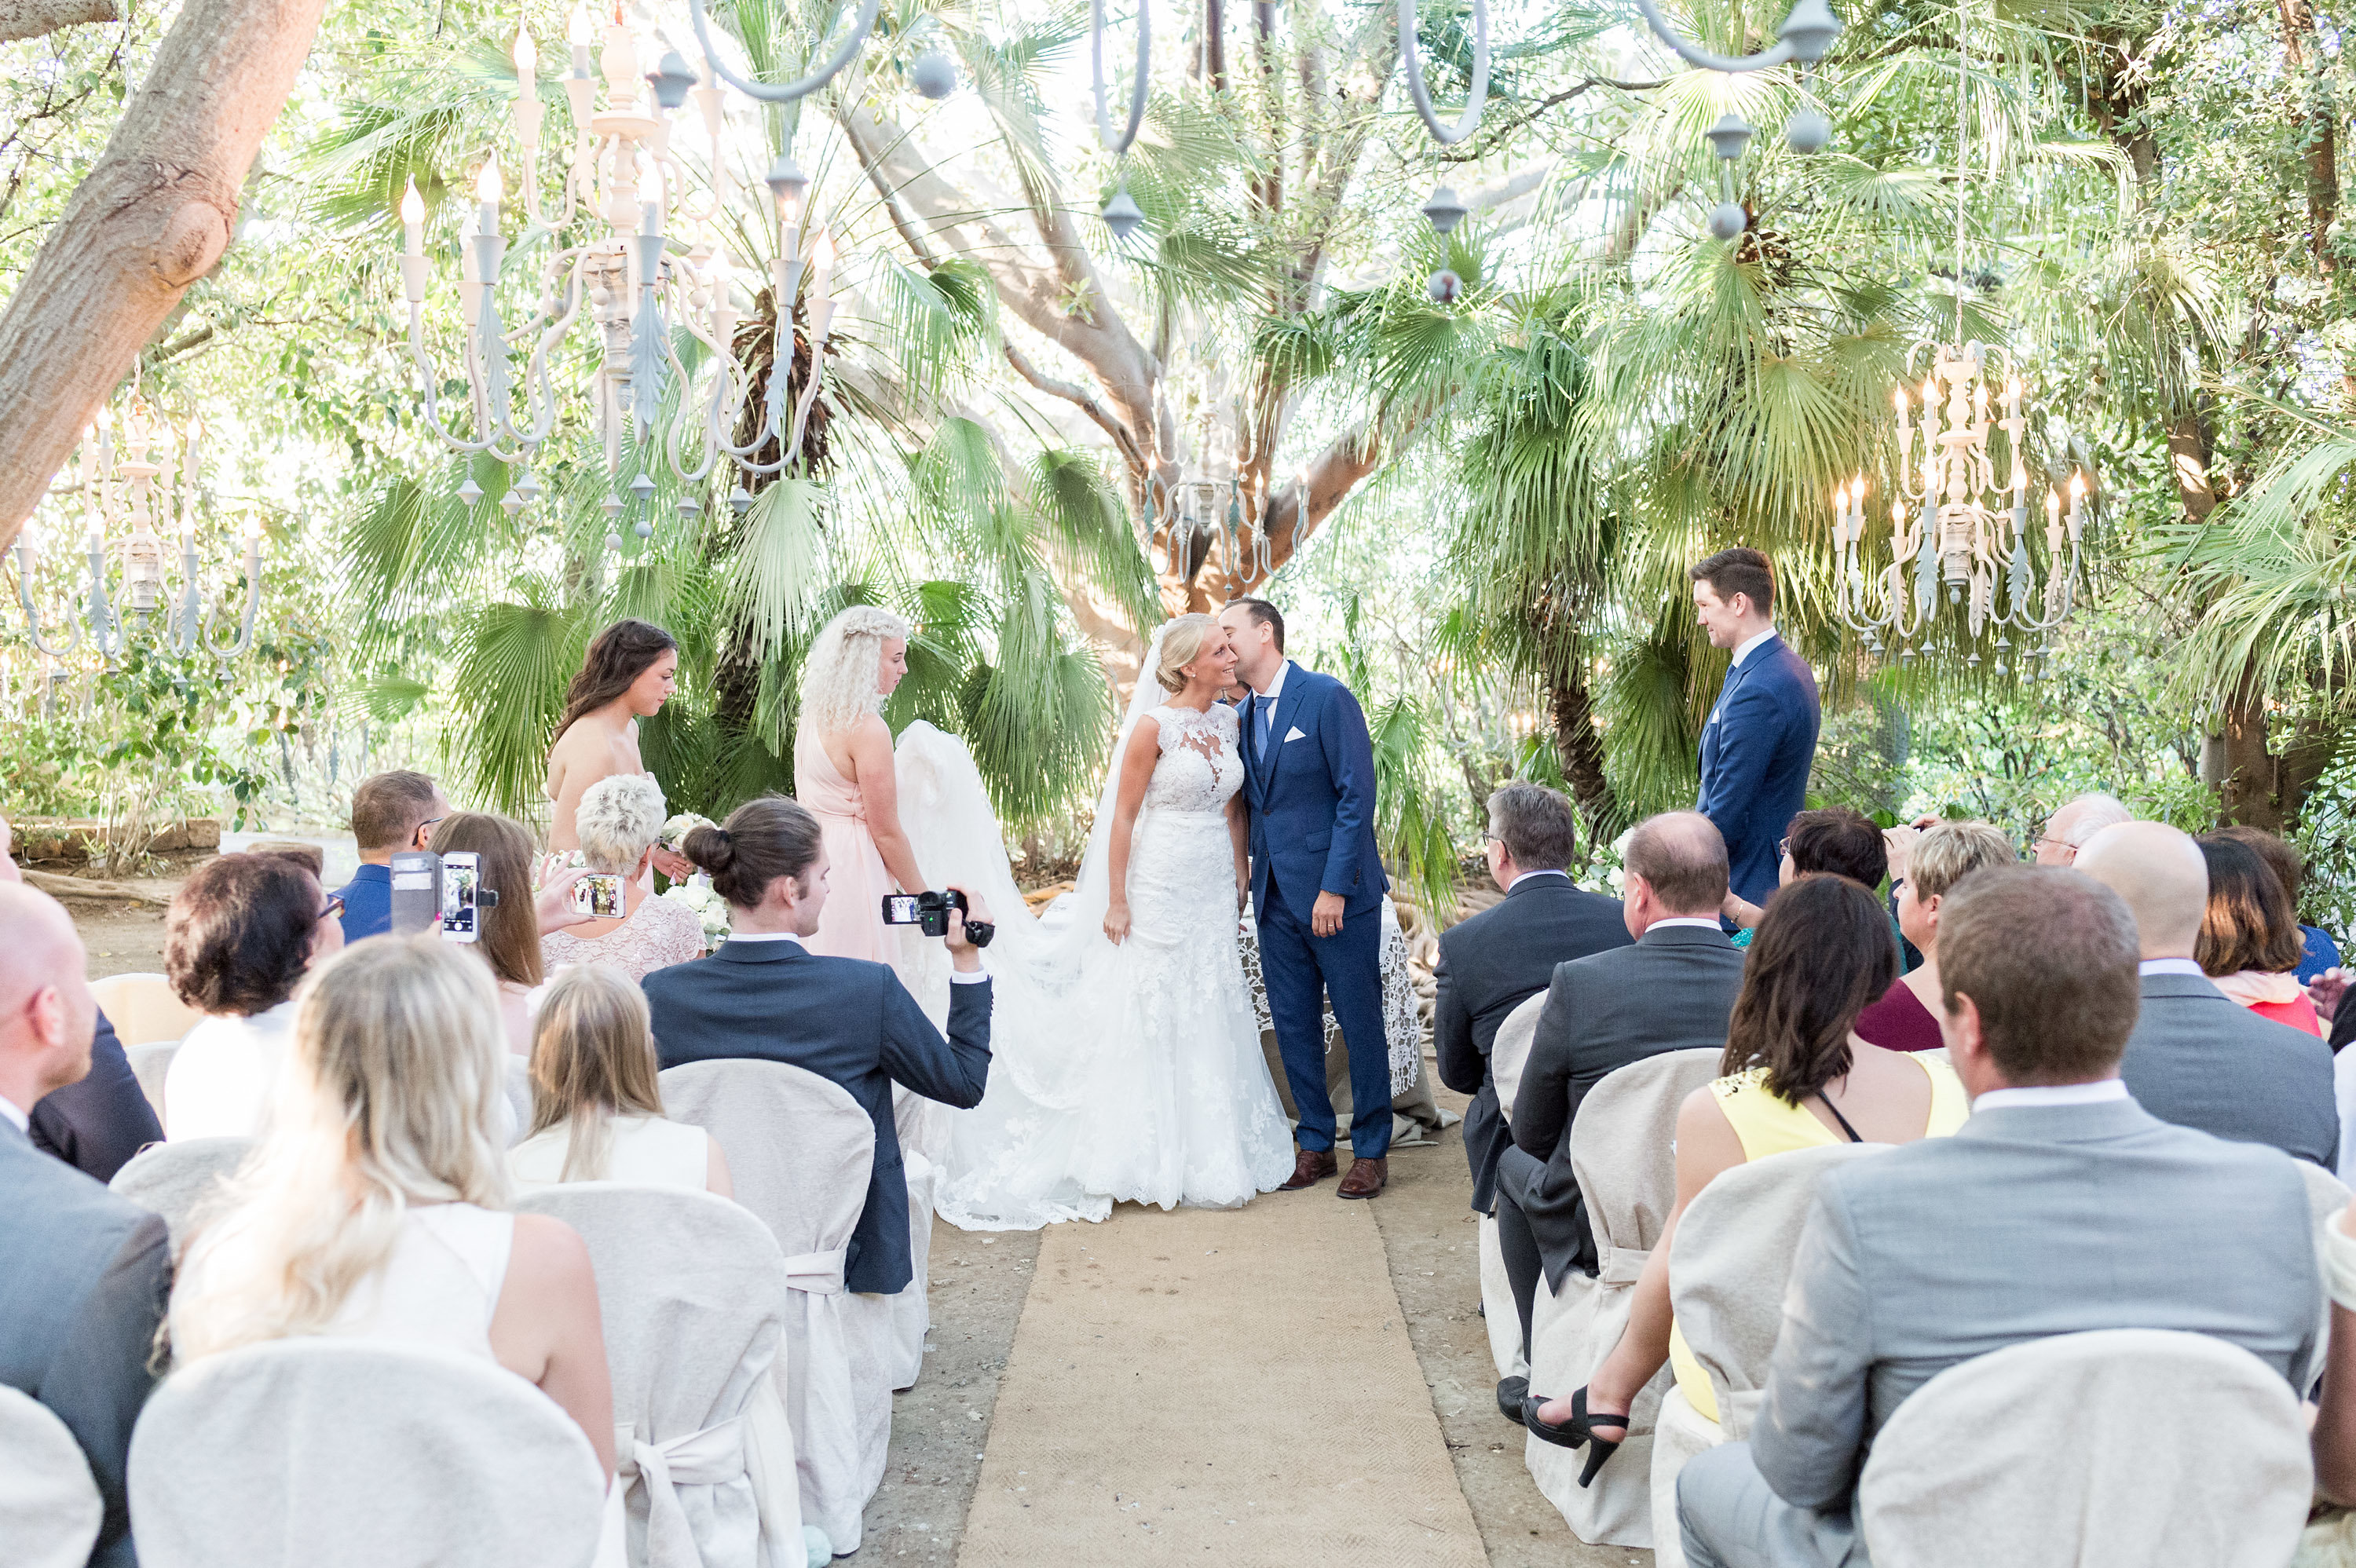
left=1220, top=598, right=1396, bottom=1200
left=1690, top=548, right=1820, bottom=910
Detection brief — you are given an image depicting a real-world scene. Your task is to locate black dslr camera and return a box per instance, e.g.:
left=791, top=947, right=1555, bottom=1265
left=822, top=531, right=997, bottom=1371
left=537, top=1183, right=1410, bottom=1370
left=881, top=889, right=994, bottom=948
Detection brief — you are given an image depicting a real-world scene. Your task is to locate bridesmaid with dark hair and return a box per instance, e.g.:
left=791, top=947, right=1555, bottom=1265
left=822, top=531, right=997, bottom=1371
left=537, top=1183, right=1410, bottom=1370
left=543, top=618, right=688, bottom=877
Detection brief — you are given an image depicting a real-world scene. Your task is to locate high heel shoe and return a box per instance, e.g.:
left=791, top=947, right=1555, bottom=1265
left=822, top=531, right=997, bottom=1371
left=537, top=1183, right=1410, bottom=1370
left=1520, top=1387, right=1629, bottom=1487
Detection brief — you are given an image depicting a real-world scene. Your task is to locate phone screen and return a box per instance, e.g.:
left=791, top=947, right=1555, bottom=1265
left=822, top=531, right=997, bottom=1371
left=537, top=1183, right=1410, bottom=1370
left=441, top=852, right=481, bottom=942
left=573, top=872, right=625, bottom=919
left=881, top=893, right=922, bottom=925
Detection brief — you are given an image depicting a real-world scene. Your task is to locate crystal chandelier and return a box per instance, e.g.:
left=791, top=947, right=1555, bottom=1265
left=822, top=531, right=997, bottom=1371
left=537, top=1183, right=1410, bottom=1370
left=1827, top=5, right=2088, bottom=674
left=12, top=398, right=265, bottom=663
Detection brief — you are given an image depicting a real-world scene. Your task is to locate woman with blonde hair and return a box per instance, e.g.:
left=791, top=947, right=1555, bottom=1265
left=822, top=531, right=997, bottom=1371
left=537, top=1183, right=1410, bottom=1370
left=795, top=604, right=924, bottom=968
left=167, top=936, right=614, bottom=1479
left=1853, top=819, right=2018, bottom=1051
left=539, top=774, right=707, bottom=981
left=510, top=964, right=732, bottom=1194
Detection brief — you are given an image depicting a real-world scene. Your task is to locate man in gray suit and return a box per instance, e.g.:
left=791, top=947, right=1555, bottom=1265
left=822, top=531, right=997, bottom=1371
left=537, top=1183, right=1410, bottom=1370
left=1493, top=811, right=1747, bottom=1422
left=2076, top=819, right=2336, bottom=1167
left=1677, top=867, right=2320, bottom=1568
left=0, top=884, right=172, bottom=1568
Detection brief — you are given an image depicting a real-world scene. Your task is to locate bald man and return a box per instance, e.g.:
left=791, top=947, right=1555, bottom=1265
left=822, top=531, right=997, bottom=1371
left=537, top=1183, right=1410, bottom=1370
left=2076, top=822, right=2336, bottom=1166
left=2034, top=792, right=2131, bottom=866
left=0, top=884, right=171, bottom=1568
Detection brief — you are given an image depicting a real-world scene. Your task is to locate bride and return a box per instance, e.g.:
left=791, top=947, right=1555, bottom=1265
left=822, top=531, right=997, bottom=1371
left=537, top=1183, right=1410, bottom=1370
left=894, top=613, right=1297, bottom=1229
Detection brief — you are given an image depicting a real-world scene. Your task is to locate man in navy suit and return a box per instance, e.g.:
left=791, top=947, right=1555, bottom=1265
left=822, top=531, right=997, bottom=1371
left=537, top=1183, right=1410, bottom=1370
left=1690, top=547, right=1820, bottom=909
left=1219, top=598, right=1395, bottom=1199
left=331, top=769, right=450, bottom=942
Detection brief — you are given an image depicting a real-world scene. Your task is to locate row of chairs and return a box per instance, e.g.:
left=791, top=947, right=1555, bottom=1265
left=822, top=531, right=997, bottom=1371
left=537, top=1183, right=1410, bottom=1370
left=1478, top=994, right=2324, bottom=1568
left=20, top=1055, right=925, bottom=1568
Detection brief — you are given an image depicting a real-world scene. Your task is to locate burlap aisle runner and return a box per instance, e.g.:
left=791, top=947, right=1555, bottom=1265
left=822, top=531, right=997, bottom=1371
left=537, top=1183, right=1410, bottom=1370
left=957, top=1198, right=1485, bottom=1567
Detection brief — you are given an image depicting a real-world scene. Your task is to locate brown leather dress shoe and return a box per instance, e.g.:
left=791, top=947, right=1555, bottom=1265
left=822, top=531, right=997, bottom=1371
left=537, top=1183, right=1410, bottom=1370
left=1279, top=1148, right=1337, bottom=1190
left=1337, top=1156, right=1388, bottom=1199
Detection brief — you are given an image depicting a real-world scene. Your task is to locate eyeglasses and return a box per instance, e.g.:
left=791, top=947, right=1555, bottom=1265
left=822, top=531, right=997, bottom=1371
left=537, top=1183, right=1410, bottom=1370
left=320, top=894, right=346, bottom=923
left=2032, top=835, right=2076, bottom=857
left=1777, top=836, right=1792, bottom=861
left=415, top=816, right=447, bottom=842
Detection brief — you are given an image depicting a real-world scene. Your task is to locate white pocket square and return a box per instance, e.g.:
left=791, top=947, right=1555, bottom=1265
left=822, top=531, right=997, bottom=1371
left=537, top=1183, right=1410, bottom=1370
left=1283, top=726, right=1308, bottom=742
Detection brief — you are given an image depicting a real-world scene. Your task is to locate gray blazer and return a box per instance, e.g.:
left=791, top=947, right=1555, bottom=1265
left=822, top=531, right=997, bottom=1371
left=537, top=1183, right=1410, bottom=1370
left=2118, top=972, right=2337, bottom=1168
left=1499, top=923, right=1747, bottom=1287
left=0, top=1116, right=172, bottom=1568
left=1752, top=1096, right=2320, bottom=1515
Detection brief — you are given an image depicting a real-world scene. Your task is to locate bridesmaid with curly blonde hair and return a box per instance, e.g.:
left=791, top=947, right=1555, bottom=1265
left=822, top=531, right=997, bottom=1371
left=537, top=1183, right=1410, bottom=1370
left=796, top=605, right=925, bottom=967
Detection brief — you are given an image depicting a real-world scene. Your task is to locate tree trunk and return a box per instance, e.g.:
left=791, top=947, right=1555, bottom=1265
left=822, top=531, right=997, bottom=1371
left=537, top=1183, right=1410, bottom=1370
left=1549, top=660, right=1619, bottom=861
left=0, top=0, right=329, bottom=550
left=0, top=0, right=115, bottom=42
left=2277, top=0, right=2339, bottom=269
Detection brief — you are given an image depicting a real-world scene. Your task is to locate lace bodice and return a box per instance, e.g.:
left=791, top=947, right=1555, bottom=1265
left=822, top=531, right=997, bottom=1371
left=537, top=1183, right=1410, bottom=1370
left=540, top=892, right=707, bottom=981
left=1143, top=702, right=1242, bottom=815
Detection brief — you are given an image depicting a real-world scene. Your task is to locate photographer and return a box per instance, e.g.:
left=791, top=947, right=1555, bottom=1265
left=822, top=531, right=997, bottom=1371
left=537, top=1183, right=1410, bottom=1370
left=642, top=795, right=992, bottom=1299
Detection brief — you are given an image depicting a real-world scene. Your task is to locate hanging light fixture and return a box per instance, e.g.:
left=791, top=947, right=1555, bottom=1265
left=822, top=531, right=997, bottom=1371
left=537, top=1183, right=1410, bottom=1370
left=1630, top=0, right=1841, bottom=155
left=1089, top=0, right=1151, bottom=239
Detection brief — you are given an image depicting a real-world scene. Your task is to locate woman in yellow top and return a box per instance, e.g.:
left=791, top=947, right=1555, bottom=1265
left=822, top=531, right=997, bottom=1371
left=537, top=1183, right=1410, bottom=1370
left=1526, top=874, right=1970, bottom=1486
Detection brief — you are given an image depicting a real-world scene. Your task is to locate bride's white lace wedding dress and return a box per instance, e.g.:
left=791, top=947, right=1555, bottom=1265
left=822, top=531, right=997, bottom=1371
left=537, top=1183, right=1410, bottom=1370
left=896, top=697, right=1296, bottom=1230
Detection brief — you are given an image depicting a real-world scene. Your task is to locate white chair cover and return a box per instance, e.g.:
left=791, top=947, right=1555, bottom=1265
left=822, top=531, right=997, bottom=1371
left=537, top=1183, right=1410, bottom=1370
left=0, top=1385, right=101, bottom=1568
left=129, top=1338, right=605, bottom=1567
left=128, top=1040, right=177, bottom=1125
left=503, top=1056, right=535, bottom=1150
left=1476, top=992, right=1546, bottom=1380
left=2300, top=1162, right=2351, bottom=1389
left=660, top=1062, right=882, bottom=1555
left=515, top=1184, right=796, bottom=1568
left=1489, top=992, right=1545, bottom=1130
left=91, top=971, right=201, bottom=1047
left=1524, top=1047, right=1723, bottom=1549
left=885, top=1084, right=942, bottom=1394
left=109, top=1136, right=254, bottom=1246
left=1646, top=1142, right=1889, bottom=1568
left=1857, top=1329, right=2310, bottom=1568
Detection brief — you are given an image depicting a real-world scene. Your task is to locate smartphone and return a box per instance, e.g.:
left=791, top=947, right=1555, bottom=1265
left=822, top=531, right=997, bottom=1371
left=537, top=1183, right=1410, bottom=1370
left=573, top=872, right=625, bottom=919
left=881, top=893, right=924, bottom=926
left=440, top=851, right=481, bottom=942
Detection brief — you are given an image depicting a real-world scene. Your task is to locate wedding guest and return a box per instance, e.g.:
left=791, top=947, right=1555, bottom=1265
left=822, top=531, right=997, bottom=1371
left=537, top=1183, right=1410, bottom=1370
left=545, top=618, right=690, bottom=880
left=1530, top=875, right=1967, bottom=1465
left=1853, top=821, right=2015, bottom=1052
left=2077, top=822, right=2334, bottom=1166
left=430, top=813, right=547, bottom=1054
left=538, top=775, right=704, bottom=982
left=331, top=769, right=449, bottom=941
left=796, top=606, right=928, bottom=974
left=30, top=1006, right=159, bottom=1182
left=1675, top=868, right=2318, bottom=1568
left=1690, top=548, right=1820, bottom=908
left=1435, top=783, right=1631, bottom=1219
left=2215, top=824, right=2343, bottom=988
left=163, top=852, right=347, bottom=1139
left=1720, top=806, right=1897, bottom=954
left=645, top=796, right=992, bottom=1297
left=0, top=885, right=171, bottom=1568
left=510, top=964, right=731, bottom=1196
left=1491, top=812, right=1745, bottom=1419
left=2029, top=791, right=2131, bottom=865
left=2196, top=833, right=2324, bottom=1036
left=2313, top=1196, right=2356, bottom=1501
left=169, top=936, right=615, bottom=1480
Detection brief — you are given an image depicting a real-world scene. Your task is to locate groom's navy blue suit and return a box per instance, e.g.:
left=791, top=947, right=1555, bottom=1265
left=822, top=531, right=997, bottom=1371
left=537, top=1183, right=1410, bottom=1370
left=1238, top=660, right=1392, bottom=1159
left=1695, top=631, right=1820, bottom=908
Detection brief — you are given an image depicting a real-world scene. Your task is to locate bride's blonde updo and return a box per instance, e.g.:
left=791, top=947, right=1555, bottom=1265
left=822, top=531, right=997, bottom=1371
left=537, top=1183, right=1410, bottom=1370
left=1153, top=614, right=1220, bottom=694
left=801, top=605, right=913, bottom=736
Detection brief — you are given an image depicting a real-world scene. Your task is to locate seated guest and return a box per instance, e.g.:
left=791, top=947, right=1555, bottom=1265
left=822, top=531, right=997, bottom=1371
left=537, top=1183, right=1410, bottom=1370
left=1491, top=812, right=1747, bottom=1420
left=510, top=964, right=732, bottom=1196
left=430, top=813, right=549, bottom=1054
left=2218, top=825, right=2342, bottom=985
left=539, top=775, right=705, bottom=981
left=1529, top=875, right=1967, bottom=1467
left=2197, top=833, right=2323, bottom=1036
left=2312, top=1195, right=2356, bottom=1501
left=31, top=1007, right=160, bottom=1182
left=331, top=769, right=449, bottom=941
left=1435, top=783, right=1631, bottom=1221
left=1721, top=806, right=1899, bottom=956
left=2076, top=822, right=2334, bottom=1165
left=169, top=937, right=614, bottom=1480
left=1676, top=867, right=2320, bottom=1568
left=1853, top=821, right=2015, bottom=1052
left=645, top=796, right=992, bottom=1300
left=164, top=853, right=347, bottom=1139
left=2030, top=790, right=2131, bottom=865
left=0, top=886, right=172, bottom=1568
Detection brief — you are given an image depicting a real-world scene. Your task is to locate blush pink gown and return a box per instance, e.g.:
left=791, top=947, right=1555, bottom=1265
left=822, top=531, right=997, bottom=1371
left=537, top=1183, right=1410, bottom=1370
left=795, top=721, right=904, bottom=974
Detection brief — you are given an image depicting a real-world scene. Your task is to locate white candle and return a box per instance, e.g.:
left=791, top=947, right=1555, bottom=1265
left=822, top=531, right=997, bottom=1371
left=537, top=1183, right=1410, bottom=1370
left=477, top=159, right=503, bottom=236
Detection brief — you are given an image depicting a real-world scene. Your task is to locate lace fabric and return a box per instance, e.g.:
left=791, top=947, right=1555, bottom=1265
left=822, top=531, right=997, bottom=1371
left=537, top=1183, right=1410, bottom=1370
left=540, top=894, right=708, bottom=983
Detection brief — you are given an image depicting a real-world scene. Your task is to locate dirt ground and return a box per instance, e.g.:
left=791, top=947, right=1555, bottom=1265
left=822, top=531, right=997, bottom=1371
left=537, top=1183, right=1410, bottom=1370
left=61, top=894, right=174, bottom=978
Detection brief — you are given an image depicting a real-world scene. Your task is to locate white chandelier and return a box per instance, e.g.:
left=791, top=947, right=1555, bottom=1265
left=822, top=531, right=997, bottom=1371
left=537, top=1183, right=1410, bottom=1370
left=13, top=399, right=264, bottom=664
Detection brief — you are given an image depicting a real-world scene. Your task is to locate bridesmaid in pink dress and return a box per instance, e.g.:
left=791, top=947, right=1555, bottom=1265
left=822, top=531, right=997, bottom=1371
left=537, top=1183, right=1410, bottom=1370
left=795, top=607, right=929, bottom=970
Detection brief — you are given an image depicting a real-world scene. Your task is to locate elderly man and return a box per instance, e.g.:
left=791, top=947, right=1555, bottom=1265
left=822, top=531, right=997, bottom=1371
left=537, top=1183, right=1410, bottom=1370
left=0, top=884, right=172, bottom=1568
left=2032, top=792, right=2131, bottom=866
left=2076, top=821, right=2336, bottom=1166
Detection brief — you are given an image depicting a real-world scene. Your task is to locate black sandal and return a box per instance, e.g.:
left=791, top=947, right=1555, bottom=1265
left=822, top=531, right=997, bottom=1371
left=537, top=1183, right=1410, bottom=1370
left=1520, top=1387, right=1629, bottom=1487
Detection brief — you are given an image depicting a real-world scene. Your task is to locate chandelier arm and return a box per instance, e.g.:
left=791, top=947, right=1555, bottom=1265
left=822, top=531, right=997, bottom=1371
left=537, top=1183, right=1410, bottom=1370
left=687, top=0, right=879, bottom=105
left=1626, top=0, right=1794, bottom=72
left=11, top=550, right=83, bottom=658
left=201, top=544, right=262, bottom=662
left=1092, top=0, right=1151, bottom=155
left=1397, top=0, right=1490, bottom=145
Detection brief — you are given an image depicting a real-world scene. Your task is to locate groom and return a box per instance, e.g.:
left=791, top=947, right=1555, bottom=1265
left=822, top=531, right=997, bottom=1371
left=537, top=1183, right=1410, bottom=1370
left=1219, top=598, right=1394, bottom=1199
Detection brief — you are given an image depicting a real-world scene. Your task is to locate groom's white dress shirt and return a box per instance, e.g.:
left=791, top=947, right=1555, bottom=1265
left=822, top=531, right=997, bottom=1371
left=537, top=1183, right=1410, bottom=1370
left=1729, top=625, right=1778, bottom=668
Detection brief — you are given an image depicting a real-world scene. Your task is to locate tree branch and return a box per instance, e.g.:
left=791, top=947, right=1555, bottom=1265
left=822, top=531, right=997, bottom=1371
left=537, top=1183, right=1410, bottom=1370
left=1002, top=340, right=1147, bottom=470
left=0, top=0, right=115, bottom=43
left=1439, top=77, right=1665, bottom=163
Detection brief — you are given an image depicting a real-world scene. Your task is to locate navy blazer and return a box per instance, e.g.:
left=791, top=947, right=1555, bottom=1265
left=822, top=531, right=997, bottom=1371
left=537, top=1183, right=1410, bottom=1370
left=1696, top=632, right=1820, bottom=906
left=31, top=1008, right=161, bottom=1184
left=642, top=941, right=991, bottom=1295
left=332, top=861, right=394, bottom=942
left=1236, top=662, right=1388, bottom=922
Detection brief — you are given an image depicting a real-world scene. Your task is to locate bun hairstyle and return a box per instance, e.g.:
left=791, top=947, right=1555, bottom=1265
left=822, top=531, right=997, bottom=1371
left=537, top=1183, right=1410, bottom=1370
left=558, top=619, right=678, bottom=739
left=1153, top=613, right=1219, bottom=694
left=683, top=795, right=825, bottom=911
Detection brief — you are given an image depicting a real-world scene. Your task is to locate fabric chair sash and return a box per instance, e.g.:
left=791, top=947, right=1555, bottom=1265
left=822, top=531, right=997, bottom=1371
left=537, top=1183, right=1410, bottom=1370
left=1598, top=1245, right=1649, bottom=1286
left=783, top=1248, right=847, bottom=1295
left=616, top=1416, right=748, bottom=1568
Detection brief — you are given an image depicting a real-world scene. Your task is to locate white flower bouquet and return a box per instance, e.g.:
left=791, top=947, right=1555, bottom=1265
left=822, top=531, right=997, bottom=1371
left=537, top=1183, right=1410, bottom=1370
left=661, top=879, right=732, bottom=948
left=657, top=811, right=717, bottom=852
